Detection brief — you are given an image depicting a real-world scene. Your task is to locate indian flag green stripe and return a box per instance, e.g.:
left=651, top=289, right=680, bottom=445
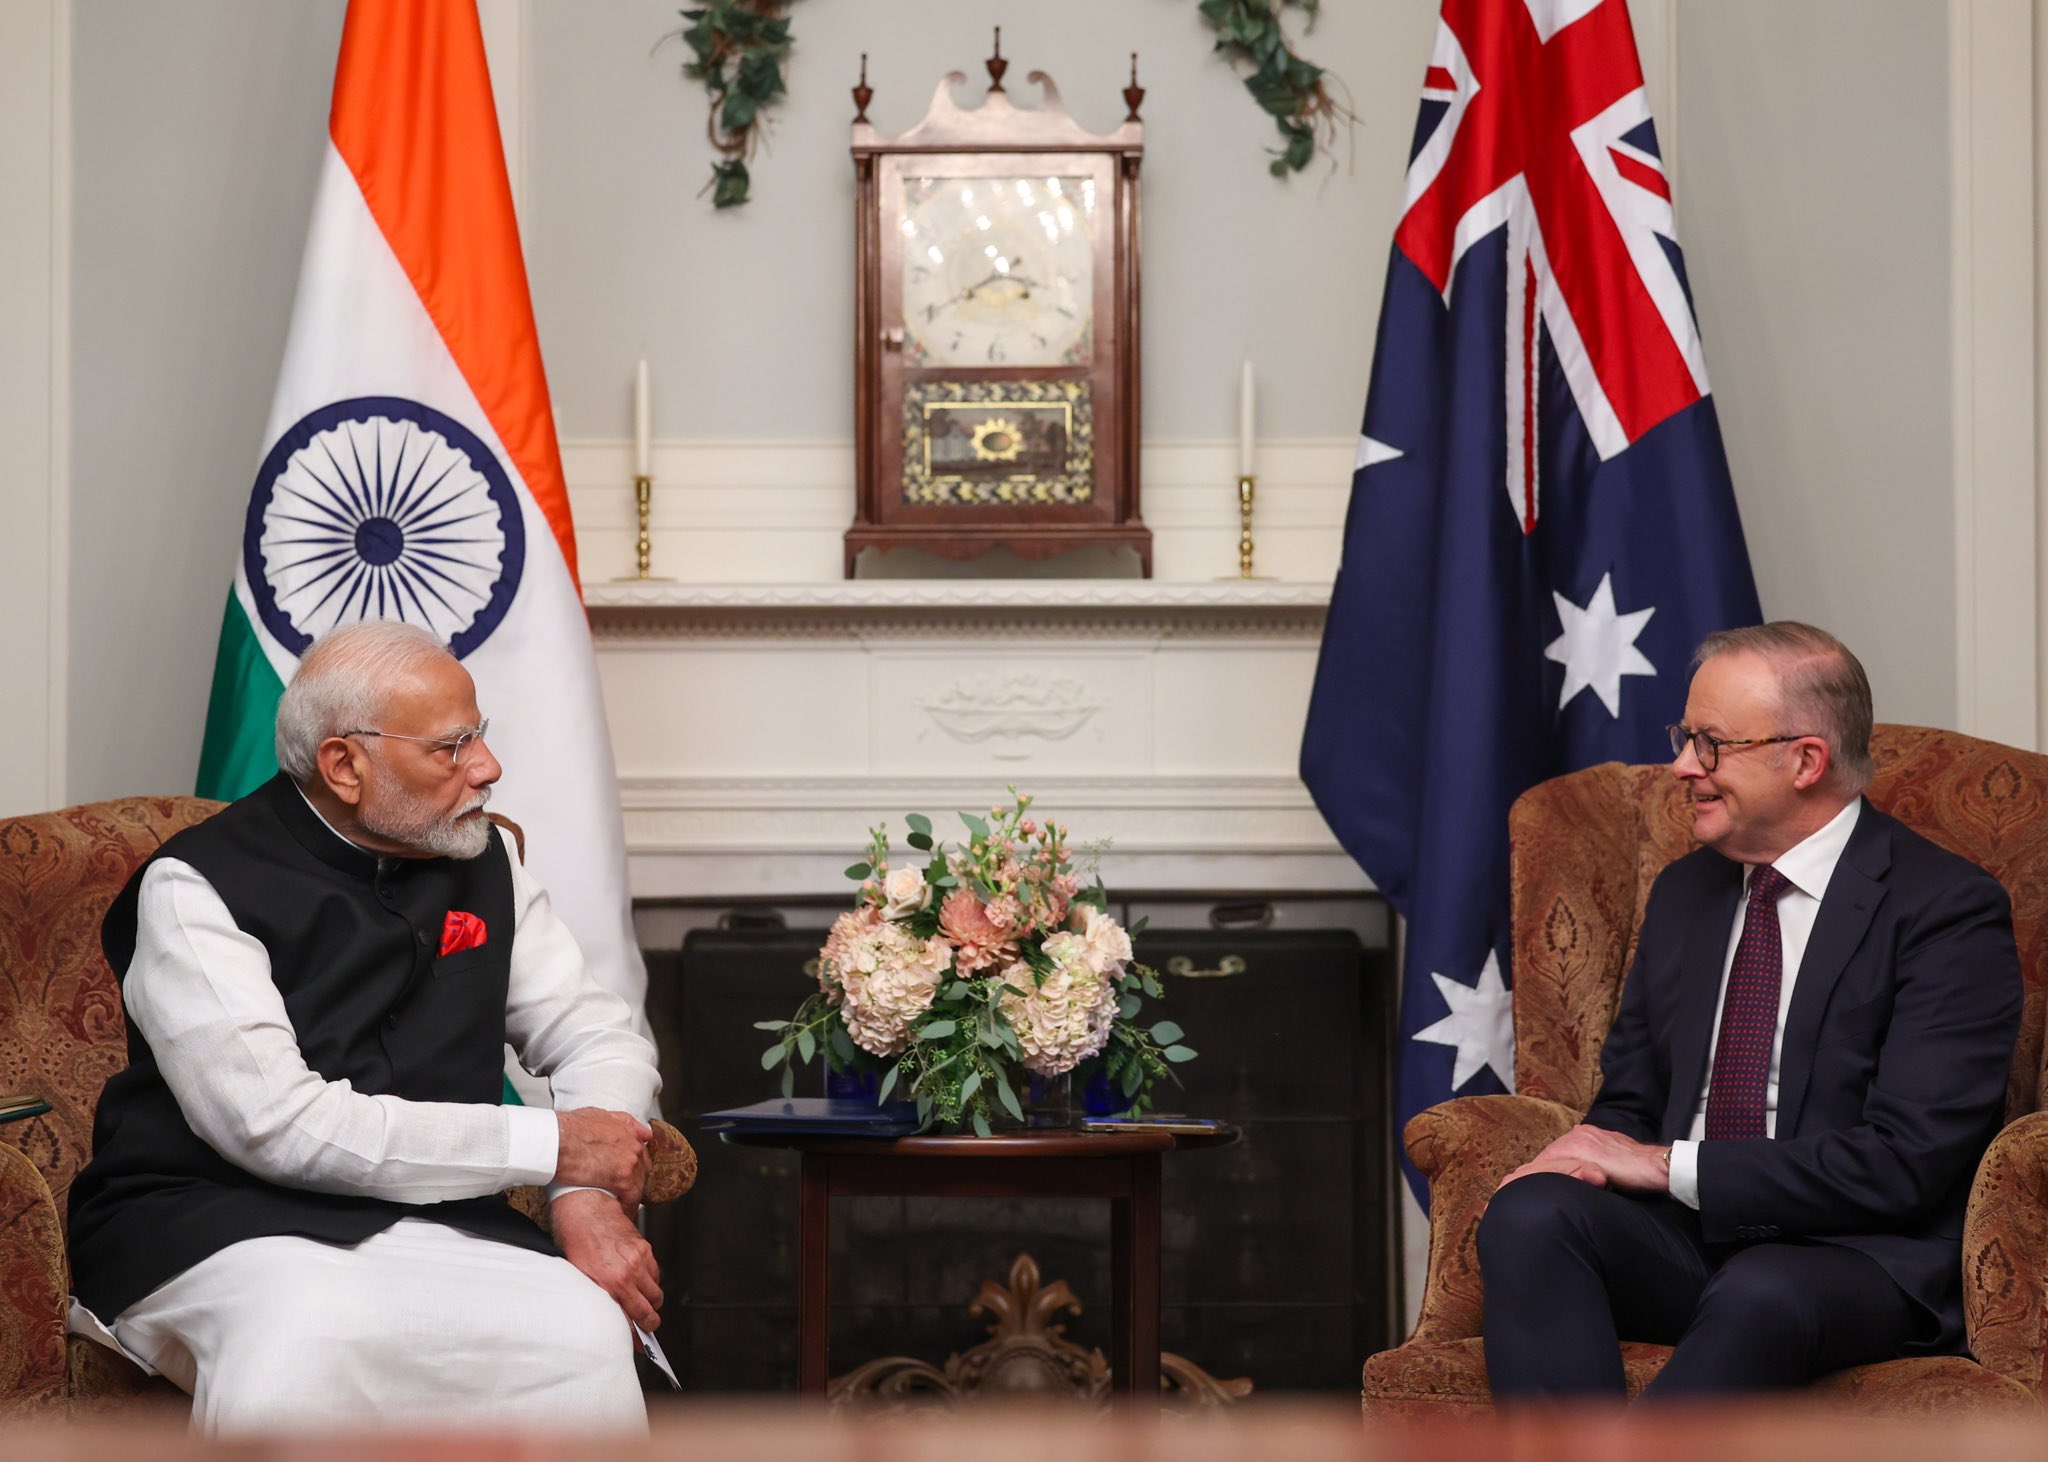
left=195, top=595, right=285, bottom=801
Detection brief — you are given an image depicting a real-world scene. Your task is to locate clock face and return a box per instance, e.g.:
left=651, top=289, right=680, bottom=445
left=899, top=174, right=1096, bottom=369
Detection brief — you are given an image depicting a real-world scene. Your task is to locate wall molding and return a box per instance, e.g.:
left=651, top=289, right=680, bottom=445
left=0, top=0, right=69, bottom=814
left=614, top=773, right=1367, bottom=901
left=1950, top=0, right=2039, bottom=748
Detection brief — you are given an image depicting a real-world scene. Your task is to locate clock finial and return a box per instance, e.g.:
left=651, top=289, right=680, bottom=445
left=852, top=52, right=873, bottom=124
left=1123, top=53, right=1145, bottom=121
left=986, top=28, right=1008, bottom=93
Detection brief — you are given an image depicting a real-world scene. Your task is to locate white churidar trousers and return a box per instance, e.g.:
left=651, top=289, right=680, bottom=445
left=109, top=1219, right=646, bottom=1435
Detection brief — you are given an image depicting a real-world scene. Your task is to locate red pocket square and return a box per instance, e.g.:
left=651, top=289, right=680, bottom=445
left=440, top=910, right=488, bottom=957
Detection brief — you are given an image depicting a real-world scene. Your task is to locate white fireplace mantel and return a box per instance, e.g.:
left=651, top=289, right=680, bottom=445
left=584, top=579, right=1335, bottom=611
left=586, top=577, right=1367, bottom=901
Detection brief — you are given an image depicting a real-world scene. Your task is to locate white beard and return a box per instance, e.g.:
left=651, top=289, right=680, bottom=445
left=359, top=761, right=493, bottom=859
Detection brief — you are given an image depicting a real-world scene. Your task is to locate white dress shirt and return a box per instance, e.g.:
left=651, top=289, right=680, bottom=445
left=115, top=803, right=659, bottom=1211
left=1667, top=796, right=1862, bottom=1208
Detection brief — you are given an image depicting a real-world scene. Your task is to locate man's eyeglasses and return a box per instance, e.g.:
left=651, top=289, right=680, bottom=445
left=1666, top=723, right=1813, bottom=772
left=343, top=719, right=490, bottom=767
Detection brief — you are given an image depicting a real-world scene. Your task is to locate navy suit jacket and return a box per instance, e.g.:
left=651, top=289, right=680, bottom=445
left=1584, top=801, right=2023, bottom=1353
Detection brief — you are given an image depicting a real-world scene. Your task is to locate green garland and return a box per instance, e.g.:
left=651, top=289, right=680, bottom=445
left=666, top=0, right=1349, bottom=207
left=668, top=1, right=797, bottom=208
left=1197, top=0, right=1354, bottom=177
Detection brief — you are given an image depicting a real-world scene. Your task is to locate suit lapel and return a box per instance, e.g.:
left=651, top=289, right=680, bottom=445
left=1664, top=857, right=1745, bottom=1141
left=1775, top=807, right=1891, bottom=1136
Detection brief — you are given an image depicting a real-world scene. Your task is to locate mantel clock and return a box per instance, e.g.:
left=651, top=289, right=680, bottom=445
left=846, top=41, right=1151, bottom=575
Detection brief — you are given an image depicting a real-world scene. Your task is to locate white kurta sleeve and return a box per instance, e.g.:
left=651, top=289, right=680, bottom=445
left=500, top=838, right=662, bottom=1121
left=122, top=858, right=559, bottom=1202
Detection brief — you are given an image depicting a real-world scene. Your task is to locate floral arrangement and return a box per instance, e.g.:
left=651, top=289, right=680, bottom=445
left=758, top=792, right=1196, bottom=1135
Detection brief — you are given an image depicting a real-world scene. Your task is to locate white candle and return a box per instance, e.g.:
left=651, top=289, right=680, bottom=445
left=1237, top=355, right=1256, bottom=479
left=633, top=356, right=652, bottom=479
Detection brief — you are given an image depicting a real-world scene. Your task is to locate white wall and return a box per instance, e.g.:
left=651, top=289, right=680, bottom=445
left=0, top=1, right=67, bottom=818
left=64, top=0, right=345, bottom=803
left=524, top=0, right=1435, bottom=443
left=1675, top=0, right=1957, bottom=730
left=33, top=0, right=2031, bottom=803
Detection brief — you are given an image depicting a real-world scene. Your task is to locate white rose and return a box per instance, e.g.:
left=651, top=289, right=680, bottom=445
left=880, top=865, right=932, bottom=919
left=1071, top=905, right=1134, bottom=976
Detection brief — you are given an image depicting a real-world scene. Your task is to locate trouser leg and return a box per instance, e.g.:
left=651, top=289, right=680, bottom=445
left=115, top=1220, right=645, bottom=1434
left=1642, top=1242, right=1917, bottom=1396
left=1477, top=1172, right=1716, bottom=1401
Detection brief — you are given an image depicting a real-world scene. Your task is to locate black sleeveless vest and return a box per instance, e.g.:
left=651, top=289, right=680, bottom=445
left=68, top=774, right=552, bottom=1321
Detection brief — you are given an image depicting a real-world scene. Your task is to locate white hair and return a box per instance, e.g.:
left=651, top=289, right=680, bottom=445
left=274, top=620, right=453, bottom=780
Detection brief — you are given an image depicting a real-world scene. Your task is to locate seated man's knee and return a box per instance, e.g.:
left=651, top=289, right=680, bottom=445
left=1693, top=1249, right=1821, bottom=1335
left=1478, top=1172, right=1601, bottom=1270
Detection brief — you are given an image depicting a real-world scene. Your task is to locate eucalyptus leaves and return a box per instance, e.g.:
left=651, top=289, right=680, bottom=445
left=756, top=792, right=1196, bottom=1135
left=666, top=1, right=1350, bottom=208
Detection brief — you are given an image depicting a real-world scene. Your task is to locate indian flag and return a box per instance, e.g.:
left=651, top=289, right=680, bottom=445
left=195, top=0, right=647, bottom=1032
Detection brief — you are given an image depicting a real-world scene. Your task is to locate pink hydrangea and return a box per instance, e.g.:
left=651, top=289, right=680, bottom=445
left=820, top=917, right=951, bottom=1057
left=997, top=932, right=1120, bottom=1076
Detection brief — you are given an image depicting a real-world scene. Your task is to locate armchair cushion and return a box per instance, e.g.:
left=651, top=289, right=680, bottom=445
left=1361, top=1338, right=2034, bottom=1417
left=1403, top=1095, right=1575, bottom=1345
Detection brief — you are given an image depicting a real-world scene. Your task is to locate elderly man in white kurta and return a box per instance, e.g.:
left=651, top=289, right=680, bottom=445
left=66, top=620, right=664, bottom=1433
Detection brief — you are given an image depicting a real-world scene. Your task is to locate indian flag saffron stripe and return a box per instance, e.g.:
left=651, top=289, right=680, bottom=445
left=196, top=0, right=648, bottom=1052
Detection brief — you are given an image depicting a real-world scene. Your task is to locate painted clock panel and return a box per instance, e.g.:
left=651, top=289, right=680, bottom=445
left=899, top=174, right=1096, bottom=369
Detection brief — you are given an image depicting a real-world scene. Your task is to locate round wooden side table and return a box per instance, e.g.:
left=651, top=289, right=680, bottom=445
left=723, top=1127, right=1238, bottom=1397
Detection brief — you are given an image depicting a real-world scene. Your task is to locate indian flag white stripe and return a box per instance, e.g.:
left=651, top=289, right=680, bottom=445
left=199, top=1, right=645, bottom=1037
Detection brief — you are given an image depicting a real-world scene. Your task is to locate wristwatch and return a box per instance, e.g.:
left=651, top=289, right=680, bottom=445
left=1659, top=1145, right=1673, bottom=1169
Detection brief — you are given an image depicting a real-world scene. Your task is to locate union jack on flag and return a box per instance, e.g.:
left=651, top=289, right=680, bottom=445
left=1300, top=0, right=1760, bottom=1205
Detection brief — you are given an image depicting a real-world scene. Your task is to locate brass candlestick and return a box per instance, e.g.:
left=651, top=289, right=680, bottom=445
left=619, top=473, right=671, bottom=581
left=1237, top=474, right=1257, bottom=579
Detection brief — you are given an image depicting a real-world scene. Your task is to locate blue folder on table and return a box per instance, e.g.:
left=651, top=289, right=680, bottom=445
left=699, top=1097, right=925, bottom=1136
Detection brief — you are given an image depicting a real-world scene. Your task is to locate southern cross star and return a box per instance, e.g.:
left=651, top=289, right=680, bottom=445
left=1545, top=571, right=1656, bottom=717
left=1355, top=433, right=1403, bottom=471
left=1413, top=949, right=1516, bottom=1092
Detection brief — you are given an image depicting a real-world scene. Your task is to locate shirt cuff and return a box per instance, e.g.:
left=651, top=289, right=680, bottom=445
left=1668, top=1139, right=1701, bottom=1209
left=504, top=1103, right=560, bottom=1187
left=546, top=1183, right=612, bottom=1206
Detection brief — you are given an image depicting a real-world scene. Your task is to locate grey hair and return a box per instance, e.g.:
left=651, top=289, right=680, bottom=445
left=274, top=620, right=453, bottom=780
left=1692, top=621, right=1875, bottom=793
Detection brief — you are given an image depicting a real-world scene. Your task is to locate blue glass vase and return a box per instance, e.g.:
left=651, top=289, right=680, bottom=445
left=823, top=1065, right=881, bottom=1104
left=1080, top=1063, right=1131, bottom=1118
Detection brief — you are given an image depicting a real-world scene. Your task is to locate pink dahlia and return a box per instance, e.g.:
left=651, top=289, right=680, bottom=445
left=939, top=888, right=1018, bottom=974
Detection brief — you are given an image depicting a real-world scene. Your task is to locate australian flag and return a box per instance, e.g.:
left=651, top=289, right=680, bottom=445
left=1300, top=0, right=1761, bottom=1206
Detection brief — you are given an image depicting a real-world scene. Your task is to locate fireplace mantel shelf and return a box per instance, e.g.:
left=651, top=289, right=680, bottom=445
left=584, top=579, right=1333, bottom=612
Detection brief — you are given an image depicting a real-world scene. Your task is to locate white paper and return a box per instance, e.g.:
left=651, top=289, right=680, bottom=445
left=633, top=1320, right=680, bottom=1390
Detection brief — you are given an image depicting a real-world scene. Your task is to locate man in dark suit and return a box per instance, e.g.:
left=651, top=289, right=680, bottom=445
left=1478, top=622, right=2023, bottom=1398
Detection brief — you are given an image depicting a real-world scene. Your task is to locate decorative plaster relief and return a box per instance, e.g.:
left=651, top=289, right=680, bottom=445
left=916, top=672, right=1107, bottom=751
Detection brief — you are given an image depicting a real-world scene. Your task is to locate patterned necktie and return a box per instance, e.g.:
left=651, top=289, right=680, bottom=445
left=1704, top=864, right=1792, bottom=1141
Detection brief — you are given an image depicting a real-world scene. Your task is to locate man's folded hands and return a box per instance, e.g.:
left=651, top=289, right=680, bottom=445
left=549, top=1188, right=664, bottom=1331
left=1497, top=1123, right=1670, bottom=1195
left=553, top=1106, right=652, bottom=1212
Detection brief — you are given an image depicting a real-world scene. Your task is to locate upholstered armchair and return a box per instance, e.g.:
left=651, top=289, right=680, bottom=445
left=0, top=796, right=696, bottom=1418
left=1363, top=726, right=2048, bottom=1415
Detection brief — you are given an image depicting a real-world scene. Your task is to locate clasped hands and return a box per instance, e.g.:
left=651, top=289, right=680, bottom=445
left=551, top=1107, right=662, bottom=1332
left=1497, top=1123, right=1670, bottom=1194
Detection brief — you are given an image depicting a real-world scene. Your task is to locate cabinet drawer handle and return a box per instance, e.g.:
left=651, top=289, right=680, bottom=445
left=1166, top=955, right=1245, bottom=979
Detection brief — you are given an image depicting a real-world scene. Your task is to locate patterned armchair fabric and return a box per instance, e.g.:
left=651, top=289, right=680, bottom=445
left=1362, top=726, right=2048, bottom=1416
left=0, top=796, right=695, bottom=1418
